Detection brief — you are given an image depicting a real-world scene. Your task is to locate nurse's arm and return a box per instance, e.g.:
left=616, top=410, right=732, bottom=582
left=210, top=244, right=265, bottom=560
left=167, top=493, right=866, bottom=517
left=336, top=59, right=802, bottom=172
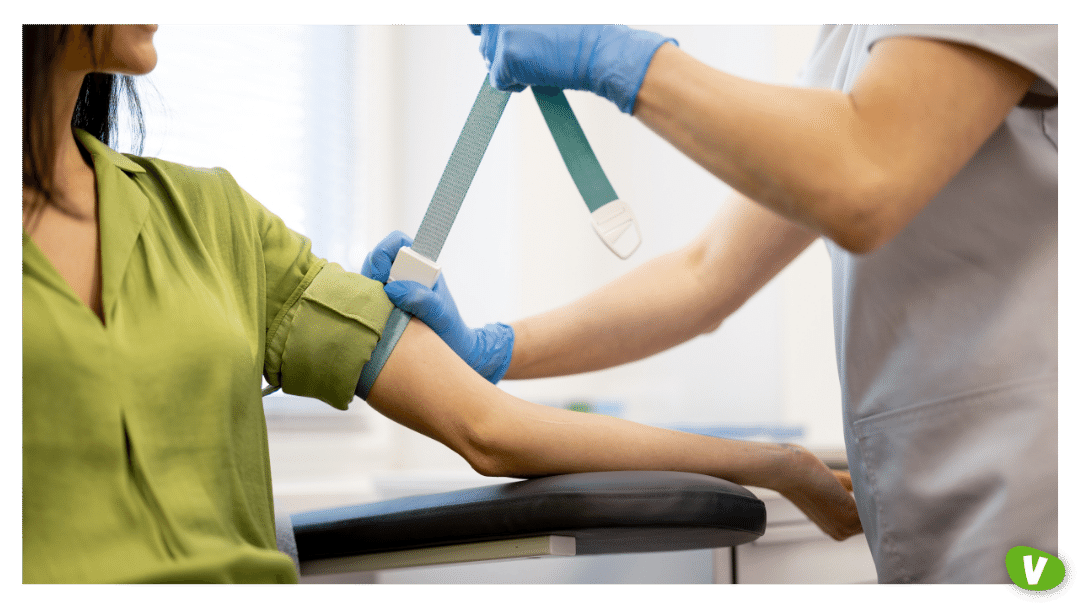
left=364, top=318, right=862, bottom=541
left=634, top=37, right=1036, bottom=253
left=505, top=190, right=818, bottom=379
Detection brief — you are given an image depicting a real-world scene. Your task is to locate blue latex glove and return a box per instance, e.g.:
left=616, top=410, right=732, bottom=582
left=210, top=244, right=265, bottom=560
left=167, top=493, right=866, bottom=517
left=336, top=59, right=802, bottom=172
left=360, top=231, right=514, bottom=384
left=470, top=24, right=677, bottom=114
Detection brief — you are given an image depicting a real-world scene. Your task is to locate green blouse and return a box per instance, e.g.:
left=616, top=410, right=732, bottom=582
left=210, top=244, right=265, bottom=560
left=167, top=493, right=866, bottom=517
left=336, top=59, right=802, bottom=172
left=22, top=131, right=395, bottom=583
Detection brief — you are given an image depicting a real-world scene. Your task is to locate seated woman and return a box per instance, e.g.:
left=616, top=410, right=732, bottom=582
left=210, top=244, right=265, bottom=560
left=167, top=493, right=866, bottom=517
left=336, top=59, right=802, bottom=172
left=21, top=25, right=861, bottom=583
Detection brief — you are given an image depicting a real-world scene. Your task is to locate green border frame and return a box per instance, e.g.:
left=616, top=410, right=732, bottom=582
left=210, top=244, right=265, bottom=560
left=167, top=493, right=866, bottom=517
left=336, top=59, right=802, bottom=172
left=6, top=4, right=1071, bottom=608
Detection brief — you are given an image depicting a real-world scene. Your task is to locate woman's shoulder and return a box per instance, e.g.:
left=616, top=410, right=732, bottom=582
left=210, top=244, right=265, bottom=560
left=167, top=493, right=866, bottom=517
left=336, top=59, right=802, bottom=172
left=121, top=153, right=269, bottom=250
left=128, top=154, right=245, bottom=202
left=75, top=132, right=280, bottom=247
left=130, top=152, right=263, bottom=223
left=74, top=133, right=242, bottom=211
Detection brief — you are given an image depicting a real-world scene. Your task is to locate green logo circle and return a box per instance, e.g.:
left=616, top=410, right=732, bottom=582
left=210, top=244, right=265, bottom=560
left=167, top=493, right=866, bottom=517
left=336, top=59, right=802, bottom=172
left=1006, top=546, right=1066, bottom=591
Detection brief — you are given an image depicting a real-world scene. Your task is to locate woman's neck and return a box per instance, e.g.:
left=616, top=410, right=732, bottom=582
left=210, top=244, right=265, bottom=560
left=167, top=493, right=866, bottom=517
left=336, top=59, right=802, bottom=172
left=25, top=66, right=97, bottom=222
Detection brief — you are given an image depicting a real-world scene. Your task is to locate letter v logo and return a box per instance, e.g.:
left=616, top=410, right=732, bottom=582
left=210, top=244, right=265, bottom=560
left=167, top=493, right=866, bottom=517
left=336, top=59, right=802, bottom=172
left=1006, top=546, right=1066, bottom=591
left=1023, top=554, right=1048, bottom=585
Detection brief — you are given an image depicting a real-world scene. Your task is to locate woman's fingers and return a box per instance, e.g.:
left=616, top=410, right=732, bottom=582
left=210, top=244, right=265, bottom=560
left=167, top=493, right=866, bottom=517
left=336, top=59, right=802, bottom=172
left=778, top=445, right=863, bottom=541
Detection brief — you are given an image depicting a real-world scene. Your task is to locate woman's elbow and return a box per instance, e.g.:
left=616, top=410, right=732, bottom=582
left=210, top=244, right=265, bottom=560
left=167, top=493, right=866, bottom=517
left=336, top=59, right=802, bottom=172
left=452, top=411, right=523, bottom=479
left=463, top=443, right=514, bottom=478
left=465, top=444, right=533, bottom=479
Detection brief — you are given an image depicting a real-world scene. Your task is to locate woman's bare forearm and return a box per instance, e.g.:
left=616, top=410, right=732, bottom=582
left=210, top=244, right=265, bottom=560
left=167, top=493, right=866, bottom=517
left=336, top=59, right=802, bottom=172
left=365, top=319, right=862, bottom=540
left=369, top=319, right=789, bottom=487
left=478, top=399, right=861, bottom=540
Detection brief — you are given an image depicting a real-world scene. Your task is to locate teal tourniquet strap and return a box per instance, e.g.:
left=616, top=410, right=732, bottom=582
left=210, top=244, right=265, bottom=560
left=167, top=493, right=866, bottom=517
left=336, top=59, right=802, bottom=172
left=355, top=77, right=636, bottom=399
left=356, top=78, right=510, bottom=399
left=411, top=80, right=513, bottom=262
left=531, top=87, right=618, bottom=213
left=533, top=87, right=641, bottom=259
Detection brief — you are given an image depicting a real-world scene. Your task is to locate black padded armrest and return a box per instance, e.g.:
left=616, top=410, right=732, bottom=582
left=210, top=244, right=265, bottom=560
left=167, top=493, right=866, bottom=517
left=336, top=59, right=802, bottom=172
left=293, top=471, right=766, bottom=563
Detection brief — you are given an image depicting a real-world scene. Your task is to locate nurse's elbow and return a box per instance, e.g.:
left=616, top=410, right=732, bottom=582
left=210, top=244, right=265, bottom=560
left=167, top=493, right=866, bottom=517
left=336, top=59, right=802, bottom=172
left=695, top=300, right=730, bottom=334
left=822, top=210, right=888, bottom=255
left=814, top=174, right=909, bottom=255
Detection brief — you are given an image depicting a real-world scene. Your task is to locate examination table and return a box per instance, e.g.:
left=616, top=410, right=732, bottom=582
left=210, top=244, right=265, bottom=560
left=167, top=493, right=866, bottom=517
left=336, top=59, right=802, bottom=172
left=288, top=470, right=766, bottom=579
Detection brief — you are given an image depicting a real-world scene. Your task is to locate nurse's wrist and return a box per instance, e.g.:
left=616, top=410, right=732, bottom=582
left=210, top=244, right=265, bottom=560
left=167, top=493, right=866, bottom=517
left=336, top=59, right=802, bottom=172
left=497, top=321, right=528, bottom=380
left=471, top=322, right=515, bottom=383
left=632, top=42, right=682, bottom=119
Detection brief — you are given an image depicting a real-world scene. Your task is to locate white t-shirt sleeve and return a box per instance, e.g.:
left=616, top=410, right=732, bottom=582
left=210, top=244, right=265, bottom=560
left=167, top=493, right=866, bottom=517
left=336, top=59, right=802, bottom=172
left=862, top=24, right=1058, bottom=94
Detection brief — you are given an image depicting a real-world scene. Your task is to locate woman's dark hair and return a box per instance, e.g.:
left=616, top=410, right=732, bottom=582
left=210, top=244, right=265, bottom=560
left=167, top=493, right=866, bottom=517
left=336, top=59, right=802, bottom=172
left=23, top=25, right=146, bottom=223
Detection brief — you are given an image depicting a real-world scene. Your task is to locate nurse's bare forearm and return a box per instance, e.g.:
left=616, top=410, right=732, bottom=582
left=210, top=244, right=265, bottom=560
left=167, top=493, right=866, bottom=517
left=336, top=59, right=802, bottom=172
left=633, top=41, right=1035, bottom=253
left=504, top=193, right=817, bottom=379
left=505, top=250, right=717, bottom=379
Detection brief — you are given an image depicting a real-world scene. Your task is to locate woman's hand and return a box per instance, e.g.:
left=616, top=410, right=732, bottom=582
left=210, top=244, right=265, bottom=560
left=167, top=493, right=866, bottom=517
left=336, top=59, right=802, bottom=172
left=361, top=231, right=514, bottom=383
left=773, top=444, right=863, bottom=541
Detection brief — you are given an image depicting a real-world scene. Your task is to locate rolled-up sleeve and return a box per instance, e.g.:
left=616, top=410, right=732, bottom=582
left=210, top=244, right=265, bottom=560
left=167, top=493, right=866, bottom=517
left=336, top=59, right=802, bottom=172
left=249, top=189, right=395, bottom=409
left=268, top=262, right=394, bottom=408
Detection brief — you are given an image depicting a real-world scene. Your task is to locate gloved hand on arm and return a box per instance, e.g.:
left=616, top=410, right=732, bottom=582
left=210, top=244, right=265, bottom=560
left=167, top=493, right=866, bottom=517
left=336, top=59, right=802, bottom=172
left=361, top=231, right=514, bottom=384
left=470, top=24, right=677, bottom=114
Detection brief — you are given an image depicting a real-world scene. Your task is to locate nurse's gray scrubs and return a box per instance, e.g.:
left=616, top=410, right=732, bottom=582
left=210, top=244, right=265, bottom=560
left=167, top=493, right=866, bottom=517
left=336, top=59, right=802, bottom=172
left=800, top=25, right=1057, bottom=583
